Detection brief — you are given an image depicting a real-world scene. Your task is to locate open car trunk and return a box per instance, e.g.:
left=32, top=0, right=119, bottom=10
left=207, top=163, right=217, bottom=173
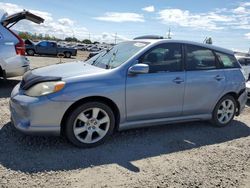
left=1, top=11, right=44, bottom=27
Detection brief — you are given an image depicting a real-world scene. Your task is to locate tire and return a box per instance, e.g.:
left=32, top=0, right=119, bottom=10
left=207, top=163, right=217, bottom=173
left=64, top=52, right=71, bottom=58
left=26, top=49, right=35, bottom=56
left=211, top=95, right=237, bottom=127
left=65, top=102, right=115, bottom=147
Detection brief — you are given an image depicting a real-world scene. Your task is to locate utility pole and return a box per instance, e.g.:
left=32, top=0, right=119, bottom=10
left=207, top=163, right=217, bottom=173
left=114, top=32, right=117, bottom=44
left=167, top=28, right=172, bottom=39
left=88, top=33, right=91, bottom=41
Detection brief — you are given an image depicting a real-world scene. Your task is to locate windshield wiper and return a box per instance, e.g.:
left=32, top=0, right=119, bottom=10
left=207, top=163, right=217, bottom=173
left=92, top=47, right=114, bottom=65
left=106, top=49, right=118, bottom=69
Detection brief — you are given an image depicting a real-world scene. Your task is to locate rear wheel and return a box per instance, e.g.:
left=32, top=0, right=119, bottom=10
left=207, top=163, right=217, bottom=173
left=65, top=102, right=115, bottom=147
left=211, top=95, right=236, bottom=127
left=64, top=52, right=71, bottom=58
left=26, top=49, right=35, bottom=56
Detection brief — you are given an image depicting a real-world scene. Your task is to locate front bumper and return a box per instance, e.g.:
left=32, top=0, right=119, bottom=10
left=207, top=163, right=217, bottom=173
left=9, top=84, right=72, bottom=135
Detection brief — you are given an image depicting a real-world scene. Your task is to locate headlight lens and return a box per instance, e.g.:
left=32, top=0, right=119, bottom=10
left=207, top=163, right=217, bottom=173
left=24, top=81, right=65, bottom=97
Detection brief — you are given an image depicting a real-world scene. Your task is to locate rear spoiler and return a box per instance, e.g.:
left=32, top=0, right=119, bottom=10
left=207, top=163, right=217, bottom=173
left=1, top=11, right=44, bottom=28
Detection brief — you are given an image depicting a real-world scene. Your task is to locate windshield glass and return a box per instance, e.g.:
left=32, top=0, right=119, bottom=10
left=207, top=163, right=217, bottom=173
left=85, top=41, right=149, bottom=69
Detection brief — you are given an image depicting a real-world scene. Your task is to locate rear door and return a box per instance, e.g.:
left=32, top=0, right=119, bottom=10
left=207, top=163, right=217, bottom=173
left=46, top=42, right=57, bottom=55
left=183, top=44, right=226, bottom=116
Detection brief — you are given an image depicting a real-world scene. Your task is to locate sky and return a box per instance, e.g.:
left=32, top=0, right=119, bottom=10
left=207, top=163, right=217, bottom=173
left=0, top=0, right=250, bottom=51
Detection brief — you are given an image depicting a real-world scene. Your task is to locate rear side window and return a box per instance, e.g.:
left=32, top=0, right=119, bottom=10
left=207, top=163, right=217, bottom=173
left=49, top=42, right=56, bottom=47
left=215, top=52, right=240, bottom=68
left=186, top=45, right=217, bottom=71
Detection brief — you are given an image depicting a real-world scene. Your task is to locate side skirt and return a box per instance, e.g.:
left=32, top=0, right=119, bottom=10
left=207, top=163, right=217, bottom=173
left=118, top=114, right=212, bottom=131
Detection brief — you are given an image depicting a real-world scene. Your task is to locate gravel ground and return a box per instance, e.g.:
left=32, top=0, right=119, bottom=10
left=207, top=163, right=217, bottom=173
left=0, top=53, right=250, bottom=187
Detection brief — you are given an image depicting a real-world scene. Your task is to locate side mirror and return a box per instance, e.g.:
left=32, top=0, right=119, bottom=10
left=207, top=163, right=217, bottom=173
left=128, top=63, right=149, bottom=74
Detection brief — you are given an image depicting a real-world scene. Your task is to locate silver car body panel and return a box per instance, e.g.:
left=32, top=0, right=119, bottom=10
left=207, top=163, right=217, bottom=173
left=10, top=40, right=247, bottom=135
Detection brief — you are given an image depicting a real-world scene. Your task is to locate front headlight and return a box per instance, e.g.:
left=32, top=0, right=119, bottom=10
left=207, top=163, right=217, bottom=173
left=24, top=81, right=65, bottom=97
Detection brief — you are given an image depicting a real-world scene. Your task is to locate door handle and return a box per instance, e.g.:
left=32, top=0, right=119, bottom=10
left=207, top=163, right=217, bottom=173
left=173, top=77, right=184, bottom=84
left=214, top=75, right=224, bottom=81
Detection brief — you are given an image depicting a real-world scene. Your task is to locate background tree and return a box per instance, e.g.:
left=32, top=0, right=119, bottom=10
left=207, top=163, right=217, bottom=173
left=82, top=39, right=92, bottom=44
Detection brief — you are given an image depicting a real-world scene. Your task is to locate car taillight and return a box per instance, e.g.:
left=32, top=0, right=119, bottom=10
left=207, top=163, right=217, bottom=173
left=6, top=27, right=26, bottom=56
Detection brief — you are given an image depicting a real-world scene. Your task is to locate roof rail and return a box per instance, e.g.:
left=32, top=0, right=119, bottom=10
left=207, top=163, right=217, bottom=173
left=133, top=35, right=164, bottom=40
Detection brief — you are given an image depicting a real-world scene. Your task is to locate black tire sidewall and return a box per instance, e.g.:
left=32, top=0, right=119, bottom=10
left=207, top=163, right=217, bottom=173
left=65, top=102, right=115, bottom=148
left=64, top=52, right=71, bottom=58
left=212, top=95, right=236, bottom=127
left=27, top=49, right=34, bottom=56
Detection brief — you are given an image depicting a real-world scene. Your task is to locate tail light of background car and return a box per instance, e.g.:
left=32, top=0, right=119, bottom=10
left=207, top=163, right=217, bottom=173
left=7, top=27, right=26, bottom=56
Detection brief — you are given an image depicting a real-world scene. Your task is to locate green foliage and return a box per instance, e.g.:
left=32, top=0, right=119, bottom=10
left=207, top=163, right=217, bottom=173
left=18, top=32, right=92, bottom=44
left=65, top=37, right=79, bottom=42
left=82, top=39, right=92, bottom=44
left=18, top=32, right=61, bottom=41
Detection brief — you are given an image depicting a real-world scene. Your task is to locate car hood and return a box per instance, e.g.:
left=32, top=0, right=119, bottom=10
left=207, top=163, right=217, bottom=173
left=20, top=62, right=106, bottom=90
left=33, top=61, right=105, bottom=78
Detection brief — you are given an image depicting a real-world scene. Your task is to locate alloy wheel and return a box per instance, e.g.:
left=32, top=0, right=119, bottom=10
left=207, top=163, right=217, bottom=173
left=217, top=99, right=235, bottom=124
left=73, top=107, right=110, bottom=144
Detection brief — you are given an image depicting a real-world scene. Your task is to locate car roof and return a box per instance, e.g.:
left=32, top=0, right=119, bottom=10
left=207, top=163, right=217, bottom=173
left=133, top=39, right=234, bottom=55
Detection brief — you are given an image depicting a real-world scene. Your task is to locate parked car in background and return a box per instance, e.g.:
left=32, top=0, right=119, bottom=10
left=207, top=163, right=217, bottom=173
left=10, top=39, right=247, bottom=147
left=236, top=56, right=250, bottom=80
left=25, top=40, right=77, bottom=58
left=246, top=80, right=250, bottom=99
left=74, top=44, right=87, bottom=51
left=87, top=50, right=103, bottom=59
left=88, top=46, right=101, bottom=52
left=0, top=11, right=43, bottom=78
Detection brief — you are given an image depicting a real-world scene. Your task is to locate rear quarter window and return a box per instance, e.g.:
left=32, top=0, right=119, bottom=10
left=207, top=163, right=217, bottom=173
left=215, top=52, right=240, bottom=68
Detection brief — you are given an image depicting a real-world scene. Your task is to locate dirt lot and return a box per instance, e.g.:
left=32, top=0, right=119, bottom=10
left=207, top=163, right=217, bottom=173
left=0, top=52, right=250, bottom=187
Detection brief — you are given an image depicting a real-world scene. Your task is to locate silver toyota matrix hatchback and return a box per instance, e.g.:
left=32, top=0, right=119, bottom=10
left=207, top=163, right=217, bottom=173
left=10, top=38, right=248, bottom=147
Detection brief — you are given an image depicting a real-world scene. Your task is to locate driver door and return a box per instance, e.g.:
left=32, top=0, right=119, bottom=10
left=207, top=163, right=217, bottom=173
left=126, top=43, right=186, bottom=121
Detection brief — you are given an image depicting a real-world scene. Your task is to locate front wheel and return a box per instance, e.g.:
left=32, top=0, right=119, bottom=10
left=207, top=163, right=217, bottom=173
left=26, top=49, right=35, bottom=56
left=65, top=102, right=115, bottom=147
left=211, top=95, right=236, bottom=127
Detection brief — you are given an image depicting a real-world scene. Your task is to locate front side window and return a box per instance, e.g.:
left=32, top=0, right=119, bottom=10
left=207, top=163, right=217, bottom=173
left=186, top=45, right=217, bottom=71
left=38, top=41, right=48, bottom=47
left=216, top=52, right=240, bottom=68
left=139, top=43, right=182, bottom=73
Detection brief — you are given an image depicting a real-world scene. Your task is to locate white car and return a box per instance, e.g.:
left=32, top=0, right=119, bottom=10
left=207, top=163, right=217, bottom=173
left=0, top=11, right=43, bottom=78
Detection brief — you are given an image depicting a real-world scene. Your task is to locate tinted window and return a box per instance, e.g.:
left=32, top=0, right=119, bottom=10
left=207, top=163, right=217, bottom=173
left=216, top=52, right=240, bottom=68
left=186, top=45, right=216, bottom=71
left=38, top=41, right=48, bottom=47
left=49, top=42, right=57, bottom=47
left=246, top=59, right=250, bottom=65
left=238, top=58, right=250, bottom=66
left=140, top=43, right=182, bottom=73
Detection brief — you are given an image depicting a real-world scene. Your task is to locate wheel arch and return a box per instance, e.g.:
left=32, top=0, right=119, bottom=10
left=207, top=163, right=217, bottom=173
left=0, top=66, right=6, bottom=78
left=60, top=96, right=120, bottom=136
left=64, top=51, right=72, bottom=55
left=215, top=91, right=240, bottom=115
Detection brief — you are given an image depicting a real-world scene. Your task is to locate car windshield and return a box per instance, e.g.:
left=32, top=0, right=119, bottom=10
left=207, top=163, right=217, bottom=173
left=85, top=41, right=149, bottom=69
